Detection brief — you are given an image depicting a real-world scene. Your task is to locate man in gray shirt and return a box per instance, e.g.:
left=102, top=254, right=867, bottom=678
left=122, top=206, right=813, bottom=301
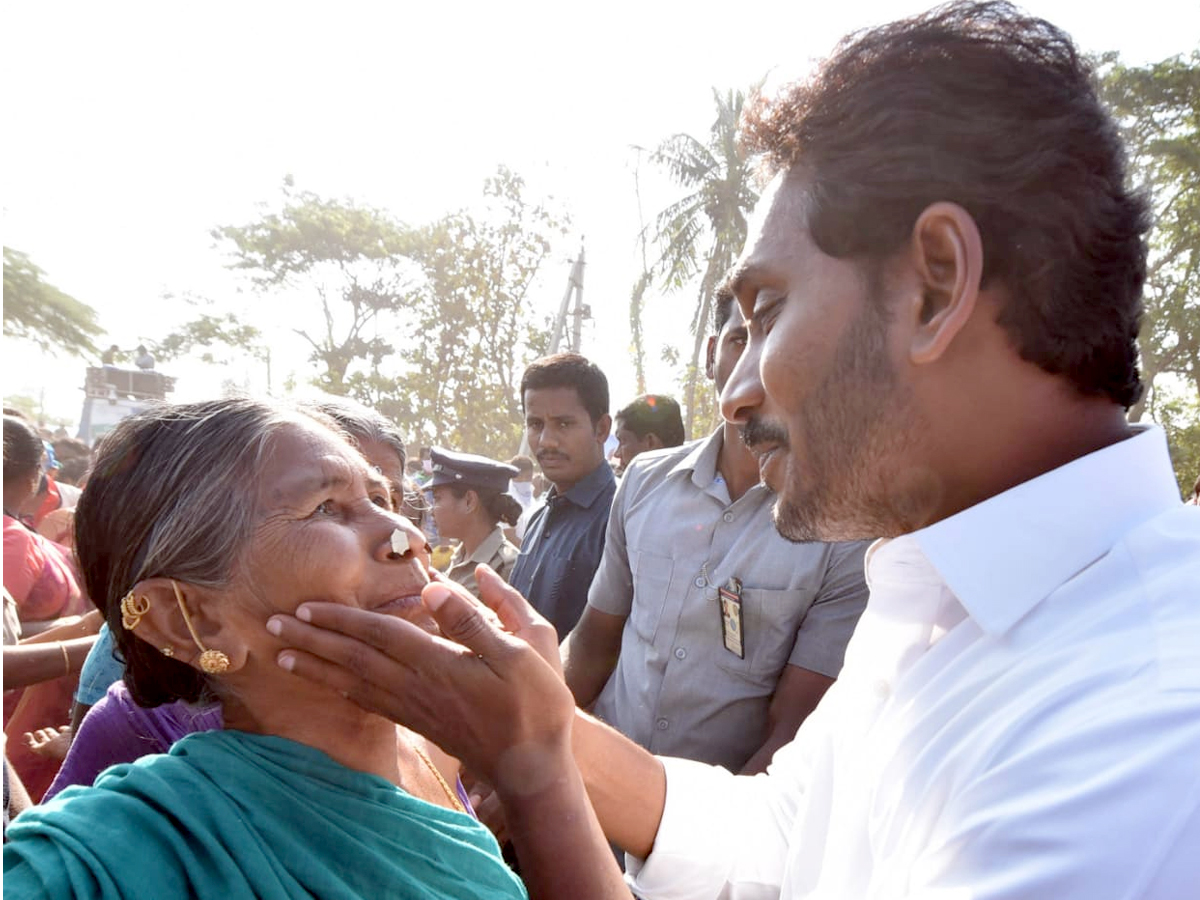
left=563, top=291, right=870, bottom=773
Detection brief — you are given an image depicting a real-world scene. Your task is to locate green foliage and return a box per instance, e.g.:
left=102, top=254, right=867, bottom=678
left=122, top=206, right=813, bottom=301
left=1097, top=50, right=1200, bottom=488
left=2, top=394, right=72, bottom=428
left=213, top=180, right=420, bottom=393
left=1153, top=383, right=1200, bottom=496
left=367, top=166, right=566, bottom=457
left=634, top=88, right=760, bottom=437
left=154, top=306, right=264, bottom=366
left=3, top=248, right=104, bottom=358
left=214, top=169, right=566, bottom=460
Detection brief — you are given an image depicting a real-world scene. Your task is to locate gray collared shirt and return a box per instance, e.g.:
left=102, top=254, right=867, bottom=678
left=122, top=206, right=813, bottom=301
left=589, top=429, right=870, bottom=771
left=509, top=460, right=617, bottom=638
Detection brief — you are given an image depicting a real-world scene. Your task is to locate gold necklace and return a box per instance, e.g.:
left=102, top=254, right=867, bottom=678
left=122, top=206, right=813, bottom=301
left=408, top=740, right=466, bottom=814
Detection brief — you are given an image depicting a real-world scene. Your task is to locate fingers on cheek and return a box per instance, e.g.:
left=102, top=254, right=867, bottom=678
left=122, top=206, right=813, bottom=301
left=276, top=650, right=364, bottom=696
left=280, top=650, right=415, bottom=724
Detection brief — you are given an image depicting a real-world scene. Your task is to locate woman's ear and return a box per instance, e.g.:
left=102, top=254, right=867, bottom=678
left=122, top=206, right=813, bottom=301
left=124, top=578, right=249, bottom=675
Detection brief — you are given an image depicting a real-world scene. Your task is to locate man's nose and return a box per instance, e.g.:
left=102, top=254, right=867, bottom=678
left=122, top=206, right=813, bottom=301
left=720, top=339, right=766, bottom=426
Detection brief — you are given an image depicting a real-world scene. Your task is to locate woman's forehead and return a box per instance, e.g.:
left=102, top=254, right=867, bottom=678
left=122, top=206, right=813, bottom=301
left=257, top=420, right=371, bottom=500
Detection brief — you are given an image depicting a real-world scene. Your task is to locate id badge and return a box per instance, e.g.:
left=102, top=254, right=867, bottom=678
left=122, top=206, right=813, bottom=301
left=719, top=576, right=745, bottom=659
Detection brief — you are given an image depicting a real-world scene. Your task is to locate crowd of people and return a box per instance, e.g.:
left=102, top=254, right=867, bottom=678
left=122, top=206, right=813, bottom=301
left=4, top=2, right=1200, bottom=898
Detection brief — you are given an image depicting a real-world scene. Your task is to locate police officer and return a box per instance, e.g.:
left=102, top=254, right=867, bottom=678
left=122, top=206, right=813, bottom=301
left=427, top=448, right=523, bottom=595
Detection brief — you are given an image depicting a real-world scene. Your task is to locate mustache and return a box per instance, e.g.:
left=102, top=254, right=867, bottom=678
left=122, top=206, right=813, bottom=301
left=536, top=450, right=568, bottom=462
left=740, top=416, right=789, bottom=451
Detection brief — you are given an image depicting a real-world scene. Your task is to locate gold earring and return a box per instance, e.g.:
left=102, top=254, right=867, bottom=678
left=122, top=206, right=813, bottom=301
left=120, top=591, right=151, bottom=630
left=171, top=580, right=231, bottom=675
left=161, top=646, right=175, bottom=658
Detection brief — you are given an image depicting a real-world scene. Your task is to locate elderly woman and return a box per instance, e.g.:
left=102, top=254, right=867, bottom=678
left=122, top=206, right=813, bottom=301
left=45, top=396, right=417, bottom=800
left=427, top=448, right=522, bottom=595
left=3, top=399, right=525, bottom=900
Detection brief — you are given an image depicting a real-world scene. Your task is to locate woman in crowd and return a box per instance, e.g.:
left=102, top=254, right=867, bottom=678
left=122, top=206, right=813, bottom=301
left=4, top=399, right=526, bottom=900
left=427, top=447, right=522, bottom=595
left=3, top=415, right=90, bottom=800
left=45, top=396, right=414, bottom=801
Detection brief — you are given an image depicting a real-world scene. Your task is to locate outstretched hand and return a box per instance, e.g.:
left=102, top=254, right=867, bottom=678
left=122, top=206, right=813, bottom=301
left=267, top=567, right=573, bottom=791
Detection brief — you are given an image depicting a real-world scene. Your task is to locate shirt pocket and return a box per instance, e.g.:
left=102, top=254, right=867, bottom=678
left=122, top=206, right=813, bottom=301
left=714, top=586, right=818, bottom=687
left=629, top=550, right=675, bottom=646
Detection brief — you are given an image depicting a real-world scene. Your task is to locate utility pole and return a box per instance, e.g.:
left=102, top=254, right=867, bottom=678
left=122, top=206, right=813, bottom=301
left=548, top=241, right=588, bottom=355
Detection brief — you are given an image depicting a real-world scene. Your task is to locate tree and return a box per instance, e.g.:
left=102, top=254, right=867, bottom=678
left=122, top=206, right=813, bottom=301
left=3, top=248, right=104, bottom=358
left=213, top=179, right=419, bottom=394
left=210, top=170, right=566, bottom=459
left=153, top=292, right=264, bottom=367
left=1098, top=50, right=1200, bottom=492
left=634, top=88, right=760, bottom=437
left=378, top=167, right=565, bottom=456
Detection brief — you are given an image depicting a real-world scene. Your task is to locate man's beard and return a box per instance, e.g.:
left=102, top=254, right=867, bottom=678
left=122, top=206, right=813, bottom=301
left=750, top=302, right=938, bottom=543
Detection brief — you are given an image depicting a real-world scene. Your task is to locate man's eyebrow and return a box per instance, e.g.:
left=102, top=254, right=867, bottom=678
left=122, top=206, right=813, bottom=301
left=719, top=271, right=741, bottom=299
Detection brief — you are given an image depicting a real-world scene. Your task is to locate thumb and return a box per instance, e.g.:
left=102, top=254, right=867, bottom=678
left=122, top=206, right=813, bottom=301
left=422, top=582, right=505, bottom=657
left=475, top=565, right=545, bottom=634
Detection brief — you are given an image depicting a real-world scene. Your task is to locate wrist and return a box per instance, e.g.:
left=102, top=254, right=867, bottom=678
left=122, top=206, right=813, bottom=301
left=490, top=731, right=576, bottom=801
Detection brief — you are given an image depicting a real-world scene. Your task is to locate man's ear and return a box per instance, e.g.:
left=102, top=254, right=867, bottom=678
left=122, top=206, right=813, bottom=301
left=124, top=578, right=249, bottom=675
left=595, top=413, right=612, bottom=443
left=645, top=433, right=665, bottom=451
left=705, top=336, right=717, bottom=380
left=903, top=202, right=983, bottom=366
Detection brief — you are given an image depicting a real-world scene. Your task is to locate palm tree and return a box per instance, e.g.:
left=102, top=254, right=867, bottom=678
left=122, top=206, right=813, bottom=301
left=633, top=87, right=760, bottom=437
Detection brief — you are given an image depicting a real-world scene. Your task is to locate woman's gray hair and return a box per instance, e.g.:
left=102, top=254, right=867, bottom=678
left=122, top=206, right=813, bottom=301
left=302, top=397, right=406, bottom=470
left=75, top=397, right=304, bottom=707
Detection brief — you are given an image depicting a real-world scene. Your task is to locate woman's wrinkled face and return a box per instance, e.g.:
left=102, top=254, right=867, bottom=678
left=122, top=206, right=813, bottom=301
left=230, top=419, right=437, bottom=636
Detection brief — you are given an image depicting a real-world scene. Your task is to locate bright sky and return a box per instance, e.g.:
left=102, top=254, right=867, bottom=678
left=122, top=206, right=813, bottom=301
left=5, top=0, right=1198, bottom=434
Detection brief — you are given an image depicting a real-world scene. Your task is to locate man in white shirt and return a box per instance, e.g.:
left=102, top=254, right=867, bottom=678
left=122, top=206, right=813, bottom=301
left=269, top=4, right=1200, bottom=898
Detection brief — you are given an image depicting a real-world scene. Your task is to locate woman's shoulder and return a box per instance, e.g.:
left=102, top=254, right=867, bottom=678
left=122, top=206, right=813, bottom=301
left=492, top=534, right=520, bottom=574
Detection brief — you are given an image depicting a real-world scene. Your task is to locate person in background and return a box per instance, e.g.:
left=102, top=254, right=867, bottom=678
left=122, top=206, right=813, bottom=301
left=3, top=415, right=90, bottom=800
left=427, top=448, right=521, bottom=596
left=610, top=394, right=685, bottom=474
left=565, top=290, right=870, bottom=773
left=507, top=455, right=536, bottom=514
left=509, top=352, right=616, bottom=638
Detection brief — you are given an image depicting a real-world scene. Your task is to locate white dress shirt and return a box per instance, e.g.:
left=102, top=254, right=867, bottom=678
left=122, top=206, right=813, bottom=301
left=628, top=426, right=1200, bottom=899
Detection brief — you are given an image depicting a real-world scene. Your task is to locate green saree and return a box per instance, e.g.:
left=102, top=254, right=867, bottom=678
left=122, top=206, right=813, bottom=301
left=4, top=730, right=527, bottom=899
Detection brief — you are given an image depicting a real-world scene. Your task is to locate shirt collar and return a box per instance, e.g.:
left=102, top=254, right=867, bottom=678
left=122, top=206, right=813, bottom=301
left=467, top=525, right=507, bottom=565
left=550, top=459, right=615, bottom=509
left=871, top=426, right=1180, bottom=637
left=667, top=429, right=723, bottom=488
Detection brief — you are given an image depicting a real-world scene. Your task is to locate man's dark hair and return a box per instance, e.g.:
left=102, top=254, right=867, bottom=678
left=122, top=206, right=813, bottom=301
left=52, top=437, right=90, bottom=462
left=520, top=353, right=610, bottom=424
left=714, top=286, right=737, bottom=334
left=508, top=455, right=535, bottom=478
left=616, top=394, right=685, bottom=448
left=743, top=0, right=1149, bottom=408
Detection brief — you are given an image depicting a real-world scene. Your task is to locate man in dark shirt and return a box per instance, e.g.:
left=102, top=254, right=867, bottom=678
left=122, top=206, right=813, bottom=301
left=509, top=353, right=616, bottom=638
